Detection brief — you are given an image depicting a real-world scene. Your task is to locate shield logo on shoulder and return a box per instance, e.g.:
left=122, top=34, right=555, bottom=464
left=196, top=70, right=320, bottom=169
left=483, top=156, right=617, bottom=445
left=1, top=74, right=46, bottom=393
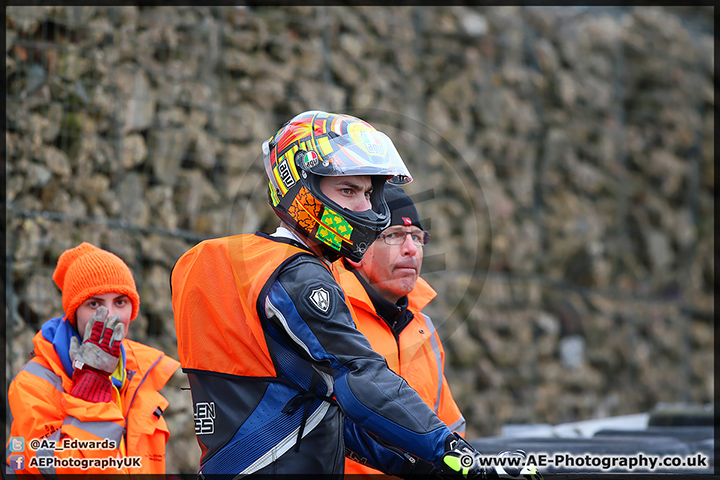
left=309, top=287, right=331, bottom=314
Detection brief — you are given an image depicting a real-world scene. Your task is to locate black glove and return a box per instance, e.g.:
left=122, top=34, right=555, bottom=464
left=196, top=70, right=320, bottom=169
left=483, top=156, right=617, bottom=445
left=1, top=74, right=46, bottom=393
left=437, top=433, right=489, bottom=479
left=437, top=434, right=543, bottom=480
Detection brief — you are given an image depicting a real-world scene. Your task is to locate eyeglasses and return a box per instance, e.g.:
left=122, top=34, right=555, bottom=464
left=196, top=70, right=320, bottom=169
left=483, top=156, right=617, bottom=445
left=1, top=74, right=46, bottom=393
left=378, top=229, right=430, bottom=246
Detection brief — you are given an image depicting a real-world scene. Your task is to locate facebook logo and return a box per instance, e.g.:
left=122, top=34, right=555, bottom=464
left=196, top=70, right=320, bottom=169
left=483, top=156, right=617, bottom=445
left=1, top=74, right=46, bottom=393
left=8, top=455, right=25, bottom=471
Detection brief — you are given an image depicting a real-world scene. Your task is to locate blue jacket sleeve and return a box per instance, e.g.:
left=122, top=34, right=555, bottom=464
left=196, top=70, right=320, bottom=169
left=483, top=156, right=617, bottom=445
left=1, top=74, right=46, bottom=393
left=344, top=419, right=407, bottom=474
left=264, top=256, right=452, bottom=468
left=344, top=418, right=437, bottom=476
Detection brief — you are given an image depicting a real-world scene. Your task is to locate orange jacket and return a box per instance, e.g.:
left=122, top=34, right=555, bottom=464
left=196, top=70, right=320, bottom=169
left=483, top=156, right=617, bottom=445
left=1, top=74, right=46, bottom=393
left=334, top=262, right=466, bottom=477
left=6, top=318, right=180, bottom=475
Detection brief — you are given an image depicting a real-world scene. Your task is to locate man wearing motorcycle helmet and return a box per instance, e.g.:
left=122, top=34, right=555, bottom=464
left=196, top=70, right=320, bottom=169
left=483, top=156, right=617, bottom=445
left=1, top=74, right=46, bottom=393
left=171, top=111, right=541, bottom=480
left=263, top=110, right=411, bottom=262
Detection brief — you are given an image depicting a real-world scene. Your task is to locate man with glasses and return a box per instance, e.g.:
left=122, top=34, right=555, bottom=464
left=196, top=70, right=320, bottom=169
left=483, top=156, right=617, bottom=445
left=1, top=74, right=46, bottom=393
left=335, top=184, right=467, bottom=477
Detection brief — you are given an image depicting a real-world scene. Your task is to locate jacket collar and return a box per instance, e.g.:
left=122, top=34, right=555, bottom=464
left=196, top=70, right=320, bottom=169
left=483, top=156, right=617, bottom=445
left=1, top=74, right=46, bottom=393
left=406, top=276, right=437, bottom=313
left=40, top=315, right=80, bottom=378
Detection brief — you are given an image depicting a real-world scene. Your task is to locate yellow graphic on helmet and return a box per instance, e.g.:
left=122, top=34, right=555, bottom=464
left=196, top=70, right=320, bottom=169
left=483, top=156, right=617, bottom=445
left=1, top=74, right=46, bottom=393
left=273, top=146, right=300, bottom=195
left=269, top=181, right=280, bottom=207
left=316, top=207, right=353, bottom=251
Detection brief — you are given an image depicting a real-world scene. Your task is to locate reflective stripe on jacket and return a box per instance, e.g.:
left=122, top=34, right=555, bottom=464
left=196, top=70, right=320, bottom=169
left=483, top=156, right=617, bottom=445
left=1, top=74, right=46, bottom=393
left=6, top=319, right=180, bottom=475
left=334, top=261, right=466, bottom=477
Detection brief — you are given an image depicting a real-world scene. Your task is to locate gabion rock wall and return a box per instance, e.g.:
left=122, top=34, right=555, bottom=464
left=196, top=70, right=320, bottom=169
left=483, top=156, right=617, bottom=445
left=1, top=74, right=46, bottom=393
left=6, top=6, right=714, bottom=474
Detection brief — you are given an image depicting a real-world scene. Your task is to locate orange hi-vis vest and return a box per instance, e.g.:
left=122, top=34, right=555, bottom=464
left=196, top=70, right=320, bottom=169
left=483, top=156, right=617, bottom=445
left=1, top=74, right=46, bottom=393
left=171, top=233, right=317, bottom=378
left=7, top=332, right=179, bottom=475
left=333, top=262, right=466, bottom=477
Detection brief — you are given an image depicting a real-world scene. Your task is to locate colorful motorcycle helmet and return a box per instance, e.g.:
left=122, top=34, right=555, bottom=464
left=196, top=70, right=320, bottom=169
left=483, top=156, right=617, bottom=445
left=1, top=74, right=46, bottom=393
left=263, top=110, right=413, bottom=262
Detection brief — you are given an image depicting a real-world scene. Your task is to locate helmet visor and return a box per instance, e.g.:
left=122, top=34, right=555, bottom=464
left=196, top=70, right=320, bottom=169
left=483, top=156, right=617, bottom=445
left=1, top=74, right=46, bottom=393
left=297, top=130, right=412, bottom=185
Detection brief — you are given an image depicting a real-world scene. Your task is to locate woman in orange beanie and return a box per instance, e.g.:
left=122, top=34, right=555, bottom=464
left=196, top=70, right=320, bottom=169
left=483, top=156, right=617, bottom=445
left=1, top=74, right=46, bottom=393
left=6, top=242, right=180, bottom=475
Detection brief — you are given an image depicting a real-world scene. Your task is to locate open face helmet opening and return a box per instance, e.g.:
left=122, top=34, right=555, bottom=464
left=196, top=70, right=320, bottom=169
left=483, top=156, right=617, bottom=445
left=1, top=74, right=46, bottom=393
left=263, top=110, right=413, bottom=262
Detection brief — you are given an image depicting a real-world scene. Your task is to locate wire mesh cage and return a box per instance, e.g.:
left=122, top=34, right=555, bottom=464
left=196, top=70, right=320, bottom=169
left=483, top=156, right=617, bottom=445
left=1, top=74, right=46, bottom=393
left=5, top=6, right=714, bottom=474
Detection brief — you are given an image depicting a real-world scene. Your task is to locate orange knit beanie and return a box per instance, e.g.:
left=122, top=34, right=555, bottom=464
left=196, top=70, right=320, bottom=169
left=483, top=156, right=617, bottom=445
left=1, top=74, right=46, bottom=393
left=52, top=242, right=140, bottom=325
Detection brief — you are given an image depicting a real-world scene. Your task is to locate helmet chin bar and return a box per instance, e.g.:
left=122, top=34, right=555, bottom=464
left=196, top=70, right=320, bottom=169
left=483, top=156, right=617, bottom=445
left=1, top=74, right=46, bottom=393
left=269, top=171, right=391, bottom=263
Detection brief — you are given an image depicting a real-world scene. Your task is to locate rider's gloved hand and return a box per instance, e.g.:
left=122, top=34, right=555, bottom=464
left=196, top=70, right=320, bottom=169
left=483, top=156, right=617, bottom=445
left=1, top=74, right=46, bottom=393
left=437, top=433, right=490, bottom=479
left=437, top=434, right=543, bottom=480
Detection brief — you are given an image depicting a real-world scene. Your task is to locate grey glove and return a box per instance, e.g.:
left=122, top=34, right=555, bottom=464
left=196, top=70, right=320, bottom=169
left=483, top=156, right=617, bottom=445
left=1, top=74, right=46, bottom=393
left=69, top=306, right=125, bottom=374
